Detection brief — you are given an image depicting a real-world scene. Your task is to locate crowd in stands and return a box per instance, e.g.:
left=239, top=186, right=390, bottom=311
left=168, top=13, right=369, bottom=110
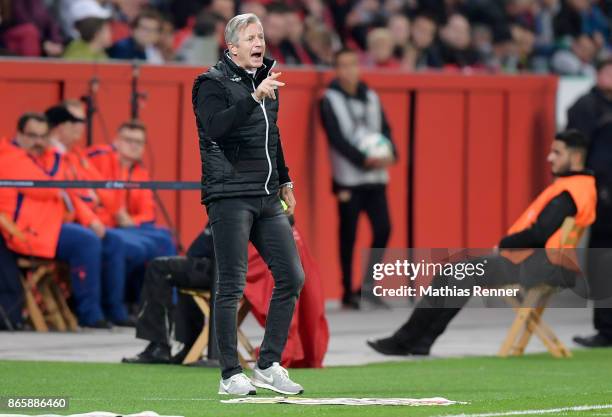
left=0, top=0, right=611, bottom=74
left=0, top=102, right=177, bottom=329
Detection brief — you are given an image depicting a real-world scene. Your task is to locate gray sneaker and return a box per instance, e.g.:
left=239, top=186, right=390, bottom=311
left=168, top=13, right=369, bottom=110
left=251, top=362, right=304, bottom=395
left=218, top=373, right=257, bottom=395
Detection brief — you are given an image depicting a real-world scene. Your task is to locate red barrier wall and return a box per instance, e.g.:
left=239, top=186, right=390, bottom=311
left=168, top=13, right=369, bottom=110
left=0, top=59, right=557, bottom=299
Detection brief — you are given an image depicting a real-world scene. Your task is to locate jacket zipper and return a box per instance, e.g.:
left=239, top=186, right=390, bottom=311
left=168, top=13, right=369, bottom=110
left=251, top=76, right=272, bottom=194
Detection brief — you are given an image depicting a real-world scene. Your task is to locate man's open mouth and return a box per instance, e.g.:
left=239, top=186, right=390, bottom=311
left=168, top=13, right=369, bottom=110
left=251, top=52, right=263, bottom=58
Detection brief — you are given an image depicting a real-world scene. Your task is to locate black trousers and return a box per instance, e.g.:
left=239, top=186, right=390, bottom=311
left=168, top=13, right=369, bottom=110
left=587, top=231, right=612, bottom=339
left=391, top=252, right=576, bottom=349
left=337, top=185, right=391, bottom=299
left=207, top=195, right=304, bottom=380
left=135, top=256, right=212, bottom=345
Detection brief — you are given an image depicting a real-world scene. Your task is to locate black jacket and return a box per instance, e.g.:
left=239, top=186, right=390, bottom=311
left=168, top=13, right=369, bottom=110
left=567, top=87, right=612, bottom=142
left=192, top=52, right=291, bottom=204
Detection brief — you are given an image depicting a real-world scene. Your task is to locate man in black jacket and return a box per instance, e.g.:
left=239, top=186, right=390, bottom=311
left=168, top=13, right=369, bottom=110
left=192, top=13, right=304, bottom=396
left=567, top=58, right=612, bottom=348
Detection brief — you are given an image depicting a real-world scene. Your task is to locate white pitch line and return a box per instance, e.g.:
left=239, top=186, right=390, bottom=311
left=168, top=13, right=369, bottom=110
left=439, top=404, right=612, bottom=417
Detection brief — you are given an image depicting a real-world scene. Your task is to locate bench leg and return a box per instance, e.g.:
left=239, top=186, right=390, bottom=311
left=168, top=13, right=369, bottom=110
left=183, top=295, right=210, bottom=364
left=21, top=278, right=48, bottom=332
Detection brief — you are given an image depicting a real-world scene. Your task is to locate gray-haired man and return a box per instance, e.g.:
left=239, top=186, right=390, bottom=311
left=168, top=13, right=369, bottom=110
left=192, top=13, right=305, bottom=396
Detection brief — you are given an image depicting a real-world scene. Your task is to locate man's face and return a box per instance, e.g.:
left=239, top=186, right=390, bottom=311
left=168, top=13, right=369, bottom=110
left=263, top=13, right=286, bottom=46
left=335, top=52, right=360, bottom=88
left=115, top=127, right=146, bottom=163
left=228, top=22, right=265, bottom=70
left=17, top=119, right=49, bottom=157
left=548, top=140, right=574, bottom=175
left=411, top=17, right=436, bottom=50
left=134, top=17, right=161, bottom=47
left=67, top=104, right=86, bottom=141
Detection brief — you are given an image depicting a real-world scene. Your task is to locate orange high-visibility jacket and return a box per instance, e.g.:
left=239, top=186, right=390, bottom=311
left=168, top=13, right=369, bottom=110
left=504, top=173, right=596, bottom=268
left=60, top=145, right=120, bottom=227
left=30, top=148, right=99, bottom=227
left=0, top=140, right=64, bottom=258
left=87, top=144, right=156, bottom=225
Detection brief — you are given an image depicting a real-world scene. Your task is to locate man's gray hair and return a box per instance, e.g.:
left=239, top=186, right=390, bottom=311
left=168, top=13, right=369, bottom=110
left=225, top=13, right=262, bottom=45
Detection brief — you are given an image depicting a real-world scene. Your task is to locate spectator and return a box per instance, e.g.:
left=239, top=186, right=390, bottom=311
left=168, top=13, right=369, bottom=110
left=158, top=17, right=176, bottom=62
left=345, top=0, right=387, bottom=50
left=551, top=33, right=598, bottom=76
left=176, top=11, right=223, bottom=66
left=263, top=3, right=302, bottom=65
left=554, top=0, right=609, bottom=45
left=284, top=7, right=314, bottom=65
left=12, top=0, right=63, bottom=56
left=303, top=18, right=335, bottom=67
left=387, top=13, right=411, bottom=60
left=417, top=0, right=469, bottom=25
left=437, top=13, right=480, bottom=69
left=319, top=48, right=396, bottom=309
left=0, top=0, right=39, bottom=56
left=240, top=2, right=267, bottom=20
left=534, top=0, right=561, bottom=55
left=489, top=25, right=521, bottom=73
left=63, top=1, right=112, bottom=61
left=365, top=27, right=400, bottom=68
left=511, top=24, right=536, bottom=71
left=108, top=8, right=164, bottom=64
left=208, top=0, right=235, bottom=22
left=404, top=13, right=441, bottom=70
left=472, top=24, right=494, bottom=68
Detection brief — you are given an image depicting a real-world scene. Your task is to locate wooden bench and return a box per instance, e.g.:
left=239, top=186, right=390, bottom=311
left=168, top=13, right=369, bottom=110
left=0, top=213, right=77, bottom=332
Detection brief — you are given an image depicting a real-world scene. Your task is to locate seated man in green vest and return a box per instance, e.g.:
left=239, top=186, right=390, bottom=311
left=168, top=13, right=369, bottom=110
left=368, top=129, right=597, bottom=356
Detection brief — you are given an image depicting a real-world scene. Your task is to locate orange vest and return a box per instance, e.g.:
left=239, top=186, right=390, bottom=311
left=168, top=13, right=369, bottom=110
left=503, top=173, right=596, bottom=268
left=0, top=140, right=64, bottom=258
left=87, top=145, right=156, bottom=226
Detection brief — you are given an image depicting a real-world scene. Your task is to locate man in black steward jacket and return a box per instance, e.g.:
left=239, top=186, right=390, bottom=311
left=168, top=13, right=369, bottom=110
left=192, top=13, right=305, bottom=396
left=567, top=58, right=612, bottom=348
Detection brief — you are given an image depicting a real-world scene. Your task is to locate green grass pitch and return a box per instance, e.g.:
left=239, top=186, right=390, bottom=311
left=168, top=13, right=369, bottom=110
left=1, top=349, right=612, bottom=417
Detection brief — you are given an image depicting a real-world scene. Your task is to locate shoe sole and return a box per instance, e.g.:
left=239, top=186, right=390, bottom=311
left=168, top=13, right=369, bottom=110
left=218, top=389, right=256, bottom=395
left=251, top=380, right=303, bottom=395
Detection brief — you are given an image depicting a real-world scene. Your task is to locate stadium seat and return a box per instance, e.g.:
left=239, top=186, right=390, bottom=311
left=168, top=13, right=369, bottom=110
left=499, top=217, right=584, bottom=358
left=0, top=214, right=77, bottom=332
left=179, top=288, right=256, bottom=367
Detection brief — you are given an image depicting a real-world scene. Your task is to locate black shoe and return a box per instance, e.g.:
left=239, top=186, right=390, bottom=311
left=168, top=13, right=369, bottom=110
left=573, top=333, right=612, bottom=348
left=367, top=337, right=412, bottom=356
left=342, top=293, right=360, bottom=310
left=82, top=319, right=113, bottom=329
left=170, top=346, right=190, bottom=364
left=112, top=317, right=136, bottom=328
left=122, top=342, right=171, bottom=364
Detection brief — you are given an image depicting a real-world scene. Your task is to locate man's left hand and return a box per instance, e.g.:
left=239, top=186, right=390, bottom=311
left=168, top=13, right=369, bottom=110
left=280, top=186, right=296, bottom=216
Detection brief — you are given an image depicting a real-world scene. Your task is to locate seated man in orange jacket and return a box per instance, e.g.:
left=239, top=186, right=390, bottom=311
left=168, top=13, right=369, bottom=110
left=86, top=120, right=176, bottom=261
left=44, top=102, right=156, bottom=325
left=368, top=130, right=597, bottom=356
left=0, top=113, right=107, bottom=327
